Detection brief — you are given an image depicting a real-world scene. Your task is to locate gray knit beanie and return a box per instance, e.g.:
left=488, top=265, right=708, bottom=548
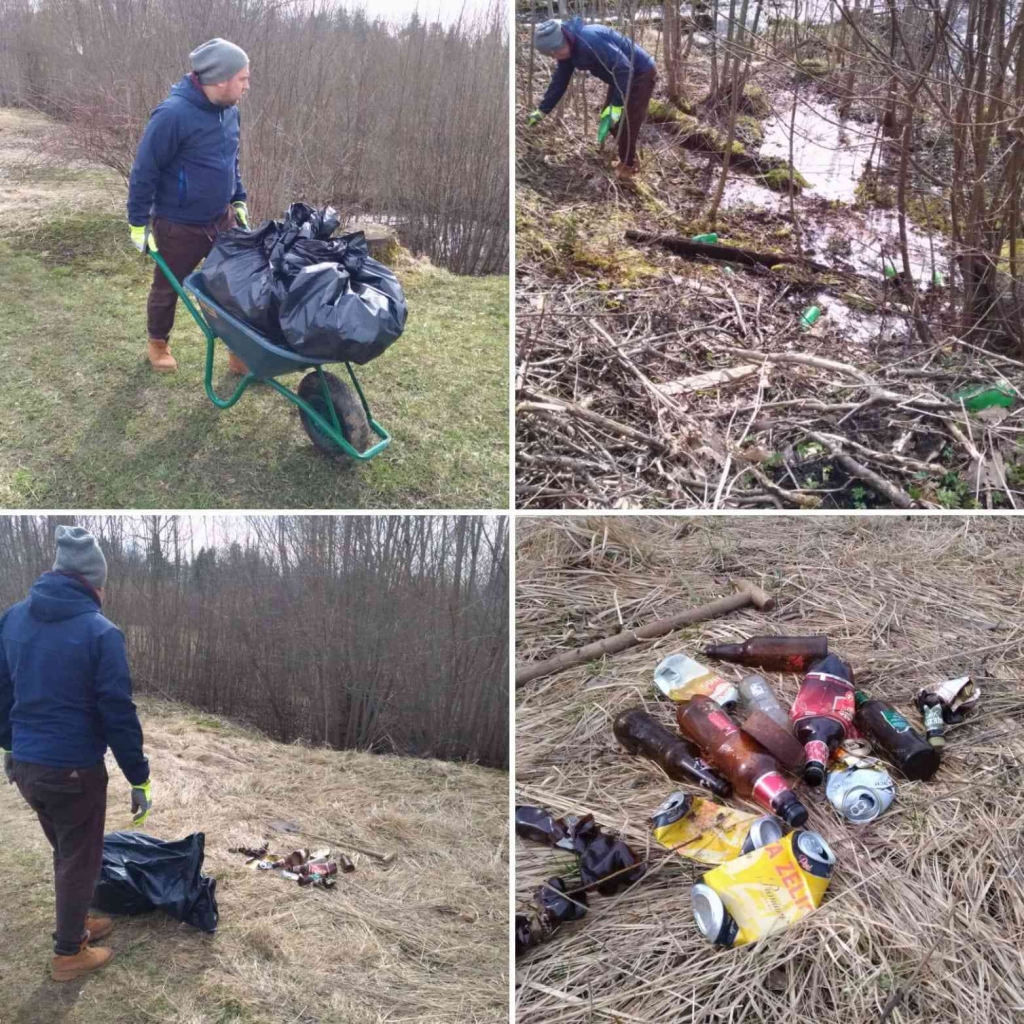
left=190, top=38, right=249, bottom=85
left=535, top=19, right=566, bottom=55
left=53, top=526, right=108, bottom=590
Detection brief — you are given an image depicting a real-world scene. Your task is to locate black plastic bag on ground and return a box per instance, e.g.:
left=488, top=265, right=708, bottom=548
left=194, top=221, right=285, bottom=344
left=93, top=831, right=218, bottom=933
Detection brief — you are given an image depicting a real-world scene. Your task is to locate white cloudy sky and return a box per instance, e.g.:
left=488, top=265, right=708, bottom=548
left=344, top=0, right=503, bottom=26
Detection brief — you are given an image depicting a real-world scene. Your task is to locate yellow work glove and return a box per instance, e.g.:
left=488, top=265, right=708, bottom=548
left=131, top=779, right=153, bottom=826
left=129, top=223, right=158, bottom=254
left=231, top=201, right=249, bottom=229
left=527, top=109, right=544, bottom=127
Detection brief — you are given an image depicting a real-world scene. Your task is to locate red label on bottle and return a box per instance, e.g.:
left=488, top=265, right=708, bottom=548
left=752, top=771, right=790, bottom=813
left=707, top=709, right=739, bottom=735
left=804, top=740, right=829, bottom=766
left=791, top=673, right=855, bottom=726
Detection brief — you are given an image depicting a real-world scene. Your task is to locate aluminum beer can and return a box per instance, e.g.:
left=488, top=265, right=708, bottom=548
left=826, top=766, right=895, bottom=824
left=739, top=815, right=784, bottom=856
left=793, top=831, right=835, bottom=878
left=691, top=883, right=740, bottom=947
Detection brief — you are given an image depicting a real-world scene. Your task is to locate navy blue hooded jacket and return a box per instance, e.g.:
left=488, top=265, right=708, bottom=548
left=538, top=18, right=655, bottom=115
left=127, top=73, right=246, bottom=227
left=0, top=573, right=149, bottom=786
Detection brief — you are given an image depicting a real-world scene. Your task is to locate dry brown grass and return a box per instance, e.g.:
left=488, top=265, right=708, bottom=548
left=515, top=515, right=1024, bottom=1024
left=0, top=697, right=508, bottom=1024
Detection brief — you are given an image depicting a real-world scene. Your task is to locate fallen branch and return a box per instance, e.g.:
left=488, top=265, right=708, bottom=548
left=626, top=230, right=832, bottom=273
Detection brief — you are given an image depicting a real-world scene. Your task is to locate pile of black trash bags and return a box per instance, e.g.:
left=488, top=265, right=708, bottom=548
left=195, top=202, right=407, bottom=365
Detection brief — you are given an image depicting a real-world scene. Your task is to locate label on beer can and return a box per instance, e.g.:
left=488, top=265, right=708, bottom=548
left=793, top=830, right=835, bottom=878
left=881, top=708, right=911, bottom=732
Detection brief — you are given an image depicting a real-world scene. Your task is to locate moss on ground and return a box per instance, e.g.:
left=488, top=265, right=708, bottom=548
left=757, top=167, right=811, bottom=192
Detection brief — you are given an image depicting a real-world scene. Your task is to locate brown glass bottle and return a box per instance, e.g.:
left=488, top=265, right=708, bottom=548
left=676, top=695, right=808, bottom=827
left=613, top=708, right=732, bottom=798
left=854, top=691, right=940, bottom=780
left=704, top=635, right=828, bottom=673
left=791, top=654, right=856, bottom=786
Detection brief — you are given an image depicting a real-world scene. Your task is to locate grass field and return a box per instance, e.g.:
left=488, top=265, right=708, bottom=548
left=0, top=109, right=509, bottom=509
left=0, top=697, right=509, bottom=1024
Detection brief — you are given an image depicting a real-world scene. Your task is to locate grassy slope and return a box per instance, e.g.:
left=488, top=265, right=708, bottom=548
left=0, top=698, right=508, bottom=1024
left=0, top=111, right=508, bottom=509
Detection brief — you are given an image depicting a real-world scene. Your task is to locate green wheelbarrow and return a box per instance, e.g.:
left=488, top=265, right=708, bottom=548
left=149, top=250, right=391, bottom=461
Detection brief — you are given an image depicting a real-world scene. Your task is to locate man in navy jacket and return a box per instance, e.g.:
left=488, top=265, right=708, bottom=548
left=127, top=38, right=251, bottom=374
left=0, top=526, right=151, bottom=982
left=528, top=18, right=658, bottom=179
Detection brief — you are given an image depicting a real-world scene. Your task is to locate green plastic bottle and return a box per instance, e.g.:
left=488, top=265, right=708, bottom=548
left=882, top=260, right=897, bottom=280
left=692, top=233, right=718, bottom=244
left=932, top=270, right=944, bottom=287
left=951, top=382, right=1016, bottom=412
left=799, top=305, right=822, bottom=329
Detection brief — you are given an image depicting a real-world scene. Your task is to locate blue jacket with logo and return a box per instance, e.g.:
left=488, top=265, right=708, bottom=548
left=127, top=73, right=247, bottom=227
left=0, top=573, right=149, bottom=785
left=539, top=17, right=655, bottom=114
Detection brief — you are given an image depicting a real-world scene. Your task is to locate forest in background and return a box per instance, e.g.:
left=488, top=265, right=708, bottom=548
left=0, top=514, right=509, bottom=769
left=0, top=0, right=508, bottom=274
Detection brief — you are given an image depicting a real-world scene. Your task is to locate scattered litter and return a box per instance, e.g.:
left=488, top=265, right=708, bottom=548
left=951, top=382, right=1016, bottom=412
left=654, top=652, right=739, bottom=708
left=677, top=694, right=808, bottom=826
left=854, top=690, right=940, bottom=780
left=915, top=676, right=981, bottom=748
left=826, top=762, right=896, bottom=823
left=614, top=707, right=732, bottom=795
left=705, top=635, right=828, bottom=673
left=651, top=791, right=782, bottom=864
left=692, top=831, right=835, bottom=947
left=790, top=654, right=856, bottom=786
left=229, top=843, right=347, bottom=889
left=658, top=364, right=758, bottom=397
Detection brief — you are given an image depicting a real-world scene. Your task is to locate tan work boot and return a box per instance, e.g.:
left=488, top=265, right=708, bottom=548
left=84, top=914, right=114, bottom=942
left=147, top=339, right=177, bottom=373
left=227, top=351, right=249, bottom=375
left=615, top=161, right=638, bottom=181
left=51, top=941, right=114, bottom=982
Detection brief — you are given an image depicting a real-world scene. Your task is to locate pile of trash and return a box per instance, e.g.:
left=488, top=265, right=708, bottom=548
left=516, top=636, right=980, bottom=953
left=196, top=202, right=407, bottom=365
left=228, top=843, right=355, bottom=889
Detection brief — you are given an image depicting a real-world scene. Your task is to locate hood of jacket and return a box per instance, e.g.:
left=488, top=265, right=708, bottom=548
left=27, top=572, right=101, bottom=623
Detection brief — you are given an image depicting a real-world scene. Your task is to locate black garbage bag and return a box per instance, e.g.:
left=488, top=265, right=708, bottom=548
left=284, top=201, right=341, bottom=239
left=278, top=249, right=408, bottom=364
left=93, top=831, right=218, bottom=933
left=195, top=221, right=285, bottom=344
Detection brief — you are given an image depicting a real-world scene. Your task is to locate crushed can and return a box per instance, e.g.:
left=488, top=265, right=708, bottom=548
left=691, top=830, right=835, bottom=947
left=826, top=765, right=895, bottom=823
left=651, top=791, right=783, bottom=866
left=654, top=653, right=739, bottom=709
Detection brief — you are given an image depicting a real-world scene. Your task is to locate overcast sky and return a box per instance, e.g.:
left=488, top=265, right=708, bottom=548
left=345, top=0, right=503, bottom=26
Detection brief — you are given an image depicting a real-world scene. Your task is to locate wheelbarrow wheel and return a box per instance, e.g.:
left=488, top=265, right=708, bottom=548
left=297, top=371, right=372, bottom=457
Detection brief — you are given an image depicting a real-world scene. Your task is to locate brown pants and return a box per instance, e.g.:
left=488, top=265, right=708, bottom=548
left=611, top=67, right=658, bottom=168
left=14, top=760, right=109, bottom=955
left=148, top=207, right=237, bottom=340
